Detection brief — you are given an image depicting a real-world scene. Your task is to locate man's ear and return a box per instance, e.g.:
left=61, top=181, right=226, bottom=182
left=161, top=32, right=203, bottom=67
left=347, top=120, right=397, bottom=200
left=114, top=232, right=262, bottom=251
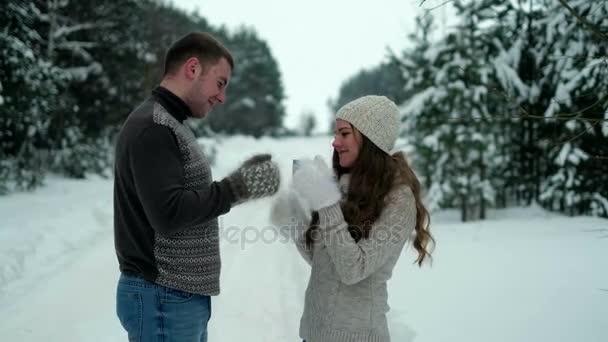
left=183, top=57, right=199, bottom=80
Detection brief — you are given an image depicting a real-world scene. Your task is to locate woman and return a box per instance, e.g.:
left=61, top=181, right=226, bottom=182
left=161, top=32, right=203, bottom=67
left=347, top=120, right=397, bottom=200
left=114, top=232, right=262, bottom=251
left=272, top=95, right=434, bottom=342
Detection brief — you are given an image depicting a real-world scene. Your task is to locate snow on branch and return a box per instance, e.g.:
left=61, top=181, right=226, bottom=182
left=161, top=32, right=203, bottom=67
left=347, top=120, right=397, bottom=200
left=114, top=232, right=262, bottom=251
left=63, top=62, right=103, bottom=82
left=420, top=0, right=455, bottom=14
left=56, top=41, right=97, bottom=50
left=557, top=0, right=608, bottom=42
left=52, top=21, right=115, bottom=39
left=545, top=58, right=607, bottom=117
left=56, top=44, right=95, bottom=63
left=401, top=87, right=437, bottom=117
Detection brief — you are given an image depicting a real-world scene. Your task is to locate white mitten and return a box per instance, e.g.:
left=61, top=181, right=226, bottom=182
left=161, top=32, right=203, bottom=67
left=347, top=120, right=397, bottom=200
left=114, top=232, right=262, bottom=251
left=292, top=156, right=341, bottom=211
left=270, top=190, right=310, bottom=227
left=270, top=189, right=312, bottom=241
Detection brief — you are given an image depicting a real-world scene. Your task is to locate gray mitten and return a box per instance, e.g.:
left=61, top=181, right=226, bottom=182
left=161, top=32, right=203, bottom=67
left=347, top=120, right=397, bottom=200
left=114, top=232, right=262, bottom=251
left=226, top=154, right=281, bottom=205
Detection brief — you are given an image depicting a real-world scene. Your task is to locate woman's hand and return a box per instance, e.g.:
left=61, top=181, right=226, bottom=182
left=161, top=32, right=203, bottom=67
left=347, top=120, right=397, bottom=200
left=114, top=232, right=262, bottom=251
left=292, top=156, right=341, bottom=211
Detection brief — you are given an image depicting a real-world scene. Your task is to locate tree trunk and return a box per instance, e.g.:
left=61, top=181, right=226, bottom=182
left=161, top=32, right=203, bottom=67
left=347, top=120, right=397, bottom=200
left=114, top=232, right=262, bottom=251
left=47, top=0, right=57, bottom=61
left=461, top=195, right=467, bottom=223
left=479, top=148, right=486, bottom=220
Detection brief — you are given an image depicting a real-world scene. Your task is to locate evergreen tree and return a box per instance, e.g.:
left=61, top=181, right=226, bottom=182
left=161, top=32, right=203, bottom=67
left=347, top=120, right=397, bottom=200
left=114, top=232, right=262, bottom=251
left=401, top=1, right=510, bottom=221
left=330, top=61, right=405, bottom=114
left=138, top=1, right=214, bottom=93
left=206, top=27, right=286, bottom=138
left=42, top=0, right=152, bottom=177
left=0, top=0, right=63, bottom=190
left=492, top=0, right=608, bottom=217
left=538, top=0, right=608, bottom=216
left=398, top=14, right=444, bottom=210
left=299, top=110, right=317, bottom=136
left=399, top=0, right=608, bottom=219
left=1, top=0, right=289, bottom=192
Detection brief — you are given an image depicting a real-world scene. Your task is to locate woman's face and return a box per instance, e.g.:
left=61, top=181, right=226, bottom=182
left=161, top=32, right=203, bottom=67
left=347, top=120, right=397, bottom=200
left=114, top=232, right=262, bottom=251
left=332, top=119, right=363, bottom=168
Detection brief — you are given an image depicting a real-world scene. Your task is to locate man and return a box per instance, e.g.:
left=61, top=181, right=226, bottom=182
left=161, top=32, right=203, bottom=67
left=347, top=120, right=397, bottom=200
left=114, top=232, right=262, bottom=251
left=114, top=32, right=280, bottom=341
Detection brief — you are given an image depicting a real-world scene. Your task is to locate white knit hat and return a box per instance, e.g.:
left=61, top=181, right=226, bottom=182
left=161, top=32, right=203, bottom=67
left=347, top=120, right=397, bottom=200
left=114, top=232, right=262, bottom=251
left=335, top=95, right=400, bottom=154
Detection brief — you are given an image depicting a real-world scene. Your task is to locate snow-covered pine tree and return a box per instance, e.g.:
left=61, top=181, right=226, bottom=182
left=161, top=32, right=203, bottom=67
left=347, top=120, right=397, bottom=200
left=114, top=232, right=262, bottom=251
left=493, top=0, right=562, bottom=208
left=299, top=110, right=317, bottom=137
left=0, top=0, right=64, bottom=191
left=538, top=0, right=608, bottom=217
left=138, top=0, right=215, bottom=93
left=478, top=0, right=543, bottom=209
left=487, top=0, right=607, bottom=217
left=402, top=0, right=511, bottom=221
left=42, top=0, right=150, bottom=178
left=207, top=27, right=286, bottom=138
left=331, top=61, right=406, bottom=115
left=438, top=0, right=510, bottom=221
left=398, top=13, right=446, bottom=212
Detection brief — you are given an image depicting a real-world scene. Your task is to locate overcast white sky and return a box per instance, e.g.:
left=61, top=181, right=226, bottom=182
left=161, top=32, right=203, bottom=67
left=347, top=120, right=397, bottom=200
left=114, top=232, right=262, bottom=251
left=172, top=0, right=452, bottom=132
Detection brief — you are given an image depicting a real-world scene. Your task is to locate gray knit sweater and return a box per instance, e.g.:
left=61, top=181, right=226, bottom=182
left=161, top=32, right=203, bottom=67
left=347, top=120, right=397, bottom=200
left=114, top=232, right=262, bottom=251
left=115, top=87, right=234, bottom=295
left=285, top=174, right=416, bottom=342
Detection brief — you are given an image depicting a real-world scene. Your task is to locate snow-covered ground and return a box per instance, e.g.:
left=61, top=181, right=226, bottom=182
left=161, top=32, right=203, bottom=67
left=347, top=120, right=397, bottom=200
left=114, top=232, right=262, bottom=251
left=1, top=136, right=607, bottom=342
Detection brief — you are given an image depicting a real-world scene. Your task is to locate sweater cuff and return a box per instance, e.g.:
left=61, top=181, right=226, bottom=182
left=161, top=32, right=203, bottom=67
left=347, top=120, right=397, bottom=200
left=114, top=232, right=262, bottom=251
left=220, top=177, right=241, bottom=206
left=223, top=173, right=249, bottom=206
left=318, top=203, right=345, bottom=229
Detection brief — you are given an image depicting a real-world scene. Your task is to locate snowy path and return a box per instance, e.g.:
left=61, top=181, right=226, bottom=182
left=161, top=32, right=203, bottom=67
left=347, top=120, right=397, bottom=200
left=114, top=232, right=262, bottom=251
left=1, top=136, right=607, bottom=341
left=0, top=232, right=123, bottom=340
left=207, top=200, right=309, bottom=341
left=3, top=182, right=607, bottom=342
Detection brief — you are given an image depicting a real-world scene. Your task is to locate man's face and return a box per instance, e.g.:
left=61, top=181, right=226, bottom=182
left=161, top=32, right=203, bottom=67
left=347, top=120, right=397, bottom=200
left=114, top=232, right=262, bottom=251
left=186, top=57, right=232, bottom=118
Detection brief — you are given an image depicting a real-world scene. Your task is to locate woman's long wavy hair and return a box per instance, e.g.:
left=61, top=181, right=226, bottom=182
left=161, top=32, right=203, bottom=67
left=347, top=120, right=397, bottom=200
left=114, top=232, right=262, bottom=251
left=305, top=129, right=435, bottom=266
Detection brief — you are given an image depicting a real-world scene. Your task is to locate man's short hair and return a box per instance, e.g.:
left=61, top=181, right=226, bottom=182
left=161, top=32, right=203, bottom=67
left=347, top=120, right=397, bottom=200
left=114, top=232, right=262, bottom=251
left=163, top=32, right=234, bottom=76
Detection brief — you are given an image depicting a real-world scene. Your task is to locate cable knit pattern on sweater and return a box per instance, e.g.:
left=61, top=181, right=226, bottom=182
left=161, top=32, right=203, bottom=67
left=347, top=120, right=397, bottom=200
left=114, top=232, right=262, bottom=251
left=296, top=175, right=417, bottom=342
left=151, top=104, right=221, bottom=295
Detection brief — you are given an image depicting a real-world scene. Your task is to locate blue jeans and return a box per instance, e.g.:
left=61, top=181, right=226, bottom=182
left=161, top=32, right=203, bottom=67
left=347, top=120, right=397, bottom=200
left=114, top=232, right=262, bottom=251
left=116, top=273, right=211, bottom=342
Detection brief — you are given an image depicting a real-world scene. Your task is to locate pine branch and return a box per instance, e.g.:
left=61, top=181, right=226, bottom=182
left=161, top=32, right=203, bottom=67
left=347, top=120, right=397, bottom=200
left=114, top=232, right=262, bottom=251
left=547, top=54, right=608, bottom=62
left=548, top=119, right=600, bottom=147
left=490, top=87, right=608, bottom=124
left=52, top=22, right=115, bottom=39
left=557, top=0, right=608, bottom=42
left=417, top=0, right=454, bottom=14
left=56, top=41, right=98, bottom=49
left=424, top=0, right=455, bottom=14
left=55, top=43, right=95, bottom=62
left=416, top=114, right=606, bottom=125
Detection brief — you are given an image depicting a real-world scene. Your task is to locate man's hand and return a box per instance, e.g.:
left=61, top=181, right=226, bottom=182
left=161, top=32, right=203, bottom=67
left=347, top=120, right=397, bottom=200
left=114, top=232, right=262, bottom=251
left=226, top=154, right=281, bottom=205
